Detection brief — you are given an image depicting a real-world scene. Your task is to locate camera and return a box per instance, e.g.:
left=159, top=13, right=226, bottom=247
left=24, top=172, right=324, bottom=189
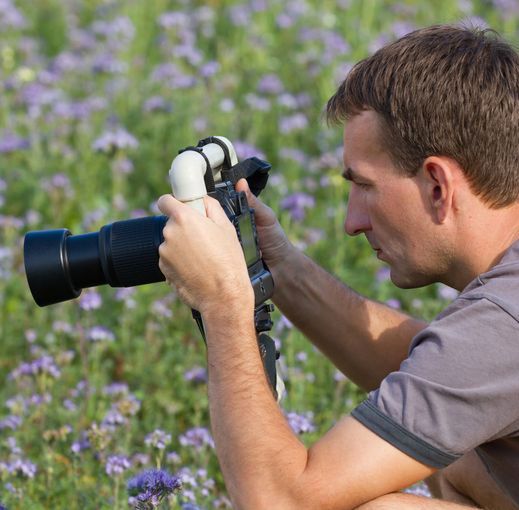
left=24, top=137, right=273, bottom=309
left=24, top=136, right=280, bottom=395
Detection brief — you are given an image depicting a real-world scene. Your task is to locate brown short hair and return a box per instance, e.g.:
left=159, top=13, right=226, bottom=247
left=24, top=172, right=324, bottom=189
left=327, top=25, right=519, bottom=208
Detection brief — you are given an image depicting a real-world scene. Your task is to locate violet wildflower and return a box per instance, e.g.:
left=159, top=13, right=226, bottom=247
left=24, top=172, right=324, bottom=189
left=437, top=284, right=459, bottom=301
left=9, top=458, right=37, bottom=479
left=233, top=140, right=266, bottom=160
left=71, top=434, right=90, bottom=455
left=9, top=355, right=61, bottom=380
left=131, top=453, right=150, bottom=467
left=280, top=192, right=315, bottom=222
left=102, top=408, right=127, bottom=429
left=143, top=96, right=171, bottom=113
left=219, top=98, right=234, bottom=112
left=0, top=0, right=27, bottom=29
left=0, top=415, right=22, bottom=431
left=279, top=113, right=308, bottom=134
left=178, top=427, right=214, bottom=451
left=286, top=411, right=315, bottom=434
left=127, top=469, right=182, bottom=509
left=228, top=5, right=251, bottom=26
left=158, top=11, right=190, bottom=29
left=199, top=60, right=219, bottom=78
left=105, top=455, right=131, bottom=477
left=245, top=93, right=271, bottom=112
left=386, top=299, right=401, bottom=310
left=166, top=451, right=181, bottom=466
left=376, top=266, right=391, bottom=283
left=41, top=173, right=73, bottom=196
left=183, top=366, right=207, bottom=384
left=145, top=429, right=171, bottom=451
left=79, top=290, right=102, bottom=310
left=116, top=394, right=141, bottom=417
left=87, top=325, right=115, bottom=342
left=103, top=382, right=129, bottom=397
left=92, top=127, right=138, bottom=153
left=0, top=133, right=30, bottom=153
left=257, top=73, right=284, bottom=95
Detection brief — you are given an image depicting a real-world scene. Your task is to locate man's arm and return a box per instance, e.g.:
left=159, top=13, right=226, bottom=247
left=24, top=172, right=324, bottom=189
left=157, top=194, right=435, bottom=510
left=203, top=307, right=435, bottom=510
left=236, top=180, right=427, bottom=391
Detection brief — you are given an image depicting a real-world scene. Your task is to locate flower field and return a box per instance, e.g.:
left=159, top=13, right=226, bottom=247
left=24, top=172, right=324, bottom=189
left=0, top=0, right=517, bottom=508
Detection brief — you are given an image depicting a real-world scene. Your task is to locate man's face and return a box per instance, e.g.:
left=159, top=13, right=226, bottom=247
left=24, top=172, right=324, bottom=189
left=342, top=110, right=447, bottom=288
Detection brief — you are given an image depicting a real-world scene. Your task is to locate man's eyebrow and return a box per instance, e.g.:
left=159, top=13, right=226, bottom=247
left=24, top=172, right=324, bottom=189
left=341, top=167, right=356, bottom=181
left=342, top=167, right=372, bottom=183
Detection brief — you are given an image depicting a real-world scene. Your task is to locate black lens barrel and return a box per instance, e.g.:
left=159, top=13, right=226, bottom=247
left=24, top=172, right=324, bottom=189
left=24, top=215, right=168, bottom=307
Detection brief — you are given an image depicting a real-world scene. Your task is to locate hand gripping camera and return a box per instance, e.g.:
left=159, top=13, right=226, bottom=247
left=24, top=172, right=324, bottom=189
left=24, top=137, right=280, bottom=396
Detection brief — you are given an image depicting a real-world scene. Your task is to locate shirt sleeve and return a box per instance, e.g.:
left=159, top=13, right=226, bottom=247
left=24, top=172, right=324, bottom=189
left=351, top=297, right=519, bottom=468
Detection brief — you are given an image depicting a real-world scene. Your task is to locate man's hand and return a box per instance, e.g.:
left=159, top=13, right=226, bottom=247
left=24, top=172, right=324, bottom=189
left=235, top=178, right=293, bottom=274
left=157, top=194, right=254, bottom=317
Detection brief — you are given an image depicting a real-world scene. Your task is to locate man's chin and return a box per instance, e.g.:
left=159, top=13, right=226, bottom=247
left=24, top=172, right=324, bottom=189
left=389, top=269, right=435, bottom=289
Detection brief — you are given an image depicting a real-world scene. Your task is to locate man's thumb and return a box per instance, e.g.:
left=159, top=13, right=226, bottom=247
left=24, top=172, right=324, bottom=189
left=235, top=178, right=258, bottom=207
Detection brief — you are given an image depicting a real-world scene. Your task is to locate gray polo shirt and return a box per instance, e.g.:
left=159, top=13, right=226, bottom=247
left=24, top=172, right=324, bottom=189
left=352, top=240, right=519, bottom=504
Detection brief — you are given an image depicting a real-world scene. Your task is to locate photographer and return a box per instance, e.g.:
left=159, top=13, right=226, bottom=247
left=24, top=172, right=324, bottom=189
left=157, top=25, right=519, bottom=510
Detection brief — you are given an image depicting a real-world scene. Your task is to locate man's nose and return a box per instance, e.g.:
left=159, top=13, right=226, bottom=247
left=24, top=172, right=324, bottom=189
left=344, top=194, right=371, bottom=236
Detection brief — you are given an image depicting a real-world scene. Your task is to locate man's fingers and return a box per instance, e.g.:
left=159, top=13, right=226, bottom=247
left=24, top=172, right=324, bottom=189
left=203, top=195, right=232, bottom=227
left=158, top=193, right=231, bottom=229
left=157, top=194, right=181, bottom=217
left=235, top=178, right=257, bottom=207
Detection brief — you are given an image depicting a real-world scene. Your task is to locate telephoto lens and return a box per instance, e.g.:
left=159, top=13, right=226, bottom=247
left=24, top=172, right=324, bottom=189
left=24, top=215, right=168, bottom=307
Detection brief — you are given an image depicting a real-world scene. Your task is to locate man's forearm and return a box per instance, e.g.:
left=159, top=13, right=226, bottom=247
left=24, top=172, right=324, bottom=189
left=270, top=247, right=427, bottom=391
left=203, top=310, right=308, bottom=510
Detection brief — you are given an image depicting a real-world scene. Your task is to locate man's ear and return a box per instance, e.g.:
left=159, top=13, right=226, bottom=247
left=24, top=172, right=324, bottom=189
left=421, top=156, right=458, bottom=224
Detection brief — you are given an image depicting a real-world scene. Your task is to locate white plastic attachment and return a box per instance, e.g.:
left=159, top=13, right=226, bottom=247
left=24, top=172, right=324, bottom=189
left=169, top=136, right=238, bottom=216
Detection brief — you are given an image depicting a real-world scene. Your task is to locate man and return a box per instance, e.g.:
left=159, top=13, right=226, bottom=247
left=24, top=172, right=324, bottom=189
left=157, top=25, right=519, bottom=509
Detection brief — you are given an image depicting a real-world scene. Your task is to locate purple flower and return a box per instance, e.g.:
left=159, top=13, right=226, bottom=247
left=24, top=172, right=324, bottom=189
left=376, top=267, right=391, bottom=283
left=184, top=366, right=207, bottom=384
left=244, top=93, right=271, bottom=111
left=280, top=192, right=315, bottom=221
left=10, top=355, right=61, bottom=380
left=158, top=11, right=190, bottom=29
left=92, top=127, right=138, bottom=153
left=279, top=113, right=308, bottom=134
left=0, top=0, right=27, bottom=29
left=87, top=325, right=115, bottom=342
left=437, top=284, right=459, bottom=301
left=257, top=74, right=284, bottom=95
left=228, top=5, right=251, bottom=26
left=385, top=299, right=401, bottom=310
left=143, top=96, right=172, bottom=113
left=8, top=458, right=37, bottom=479
left=106, top=455, right=131, bottom=477
left=71, top=434, right=91, bottom=455
left=103, top=382, right=129, bottom=397
left=79, top=290, right=102, bottom=310
left=232, top=141, right=265, bottom=160
left=0, top=415, right=22, bottom=430
left=0, top=133, right=30, bottom=153
left=127, top=469, right=182, bottom=508
left=286, top=411, right=315, bottom=434
left=145, top=429, right=172, bottom=450
left=178, top=427, right=214, bottom=451
left=102, top=408, right=127, bottom=429
left=199, top=61, right=219, bottom=78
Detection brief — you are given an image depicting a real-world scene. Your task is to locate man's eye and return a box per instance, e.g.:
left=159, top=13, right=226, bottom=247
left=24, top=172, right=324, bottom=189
left=354, top=182, right=370, bottom=189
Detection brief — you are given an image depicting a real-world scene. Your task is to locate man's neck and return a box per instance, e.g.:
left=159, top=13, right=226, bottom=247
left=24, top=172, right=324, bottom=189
left=447, top=203, right=519, bottom=291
